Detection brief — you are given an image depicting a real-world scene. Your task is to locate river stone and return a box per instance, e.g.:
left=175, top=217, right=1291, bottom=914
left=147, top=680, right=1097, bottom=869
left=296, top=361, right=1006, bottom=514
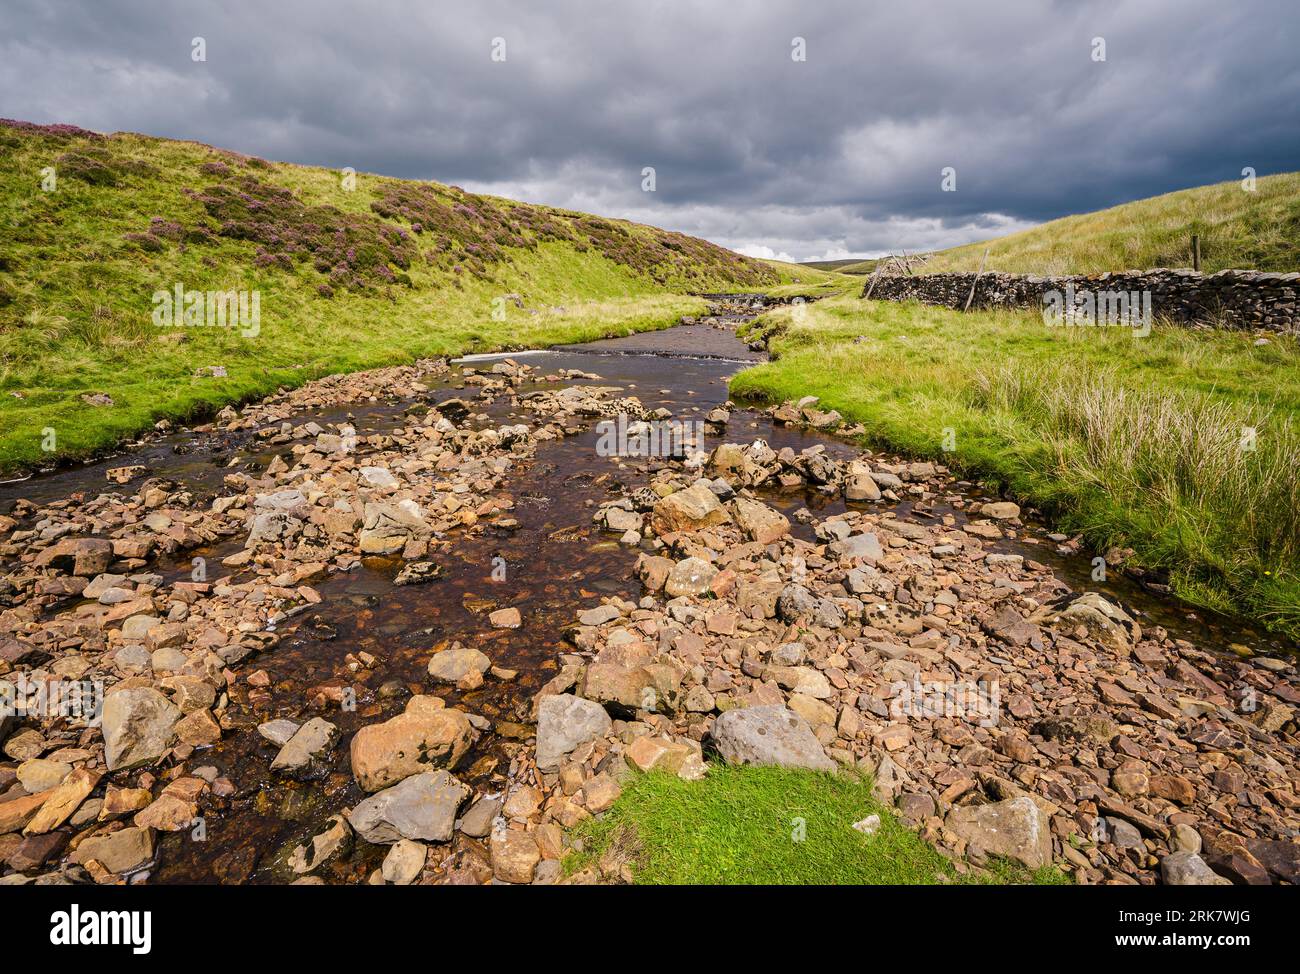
left=270, top=717, right=340, bottom=775
left=730, top=497, right=790, bottom=545
left=245, top=511, right=301, bottom=547
left=69, top=826, right=154, bottom=874
left=944, top=796, right=1052, bottom=870
left=536, top=694, right=612, bottom=771
left=983, top=501, right=1021, bottom=520
left=254, top=489, right=306, bottom=511
left=490, top=829, right=541, bottom=884
left=33, top=537, right=114, bottom=576
left=347, top=770, right=469, bottom=844
left=844, top=460, right=882, bottom=501
left=1161, top=851, right=1232, bottom=886
left=1052, top=592, right=1137, bottom=652
left=767, top=665, right=833, bottom=700
left=838, top=531, right=884, bottom=564
left=664, top=557, right=718, bottom=598
left=711, top=706, right=835, bottom=770
left=358, top=500, right=426, bottom=554
left=102, top=687, right=181, bottom=771
left=382, top=838, right=427, bottom=884
left=578, top=604, right=621, bottom=626
left=359, top=466, right=398, bottom=488
left=120, top=615, right=161, bottom=641
left=583, top=663, right=657, bottom=714
left=649, top=483, right=731, bottom=535
left=603, top=507, right=642, bottom=533
left=17, top=758, right=72, bottom=793
left=458, top=796, right=502, bottom=838
left=83, top=573, right=126, bottom=600
left=289, top=814, right=353, bottom=875
left=426, top=646, right=491, bottom=684
left=349, top=699, right=474, bottom=792
left=257, top=719, right=301, bottom=748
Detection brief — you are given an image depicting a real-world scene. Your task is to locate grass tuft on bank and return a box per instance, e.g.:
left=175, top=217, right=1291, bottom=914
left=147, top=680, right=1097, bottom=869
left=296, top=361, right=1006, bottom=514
left=731, top=295, right=1300, bottom=637
left=565, top=766, right=1069, bottom=885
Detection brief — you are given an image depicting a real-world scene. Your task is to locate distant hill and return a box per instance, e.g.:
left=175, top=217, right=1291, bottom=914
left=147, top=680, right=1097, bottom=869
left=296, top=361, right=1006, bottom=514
left=799, top=257, right=873, bottom=272
left=838, top=172, right=1300, bottom=276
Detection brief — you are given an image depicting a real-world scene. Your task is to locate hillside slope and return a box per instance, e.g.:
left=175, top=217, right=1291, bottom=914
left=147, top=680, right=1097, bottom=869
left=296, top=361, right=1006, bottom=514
left=0, top=119, right=829, bottom=472
left=839, top=172, right=1300, bottom=276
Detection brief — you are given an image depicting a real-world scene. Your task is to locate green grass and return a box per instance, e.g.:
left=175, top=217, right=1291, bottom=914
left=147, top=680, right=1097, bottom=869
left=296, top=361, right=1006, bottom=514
left=731, top=295, right=1300, bottom=637
left=838, top=171, right=1300, bottom=276
left=566, top=766, right=1068, bottom=885
left=0, top=120, right=829, bottom=474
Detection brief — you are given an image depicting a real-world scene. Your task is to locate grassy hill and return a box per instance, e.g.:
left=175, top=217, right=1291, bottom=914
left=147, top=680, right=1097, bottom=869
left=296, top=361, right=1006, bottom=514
left=838, top=172, right=1300, bottom=276
left=0, top=118, right=834, bottom=473
left=799, top=258, right=871, bottom=272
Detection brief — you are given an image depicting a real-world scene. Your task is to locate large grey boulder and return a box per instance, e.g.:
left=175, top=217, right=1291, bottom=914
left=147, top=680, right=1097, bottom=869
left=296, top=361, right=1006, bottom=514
left=347, top=770, right=470, bottom=844
left=710, top=706, right=835, bottom=771
left=944, top=796, right=1053, bottom=869
left=102, top=687, right=181, bottom=771
left=536, top=694, right=612, bottom=771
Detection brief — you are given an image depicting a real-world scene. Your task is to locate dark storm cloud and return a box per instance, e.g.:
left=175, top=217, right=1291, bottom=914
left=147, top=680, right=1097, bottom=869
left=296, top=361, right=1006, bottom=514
left=2, top=0, right=1297, bottom=260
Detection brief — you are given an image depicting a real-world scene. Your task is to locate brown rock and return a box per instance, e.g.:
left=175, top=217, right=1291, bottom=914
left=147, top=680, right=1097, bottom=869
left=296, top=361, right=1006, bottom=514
left=24, top=768, right=100, bottom=835
left=349, top=699, right=475, bottom=792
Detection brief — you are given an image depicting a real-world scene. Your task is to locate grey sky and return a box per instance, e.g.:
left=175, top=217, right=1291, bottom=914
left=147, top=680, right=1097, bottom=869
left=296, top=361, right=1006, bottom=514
left=2, top=0, right=1296, bottom=261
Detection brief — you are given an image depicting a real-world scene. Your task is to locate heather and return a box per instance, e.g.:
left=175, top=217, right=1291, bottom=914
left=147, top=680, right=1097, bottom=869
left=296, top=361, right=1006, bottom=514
left=0, top=119, right=830, bottom=471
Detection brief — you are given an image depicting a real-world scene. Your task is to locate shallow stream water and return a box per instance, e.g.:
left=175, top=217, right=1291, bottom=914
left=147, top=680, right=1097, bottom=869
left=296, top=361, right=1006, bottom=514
left=2, top=302, right=1288, bottom=882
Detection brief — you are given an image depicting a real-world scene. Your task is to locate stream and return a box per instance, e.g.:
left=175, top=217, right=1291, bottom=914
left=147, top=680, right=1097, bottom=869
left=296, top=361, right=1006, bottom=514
left=1, top=296, right=1288, bottom=883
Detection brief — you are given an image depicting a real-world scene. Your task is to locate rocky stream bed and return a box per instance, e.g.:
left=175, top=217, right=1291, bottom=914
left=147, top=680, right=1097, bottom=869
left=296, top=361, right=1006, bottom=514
left=1, top=297, right=1297, bottom=886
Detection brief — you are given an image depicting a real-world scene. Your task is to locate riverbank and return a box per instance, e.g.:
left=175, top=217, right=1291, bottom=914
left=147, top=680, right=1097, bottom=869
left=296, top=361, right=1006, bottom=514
left=729, top=295, right=1300, bottom=640
left=2, top=300, right=1295, bottom=888
left=1, top=118, right=844, bottom=476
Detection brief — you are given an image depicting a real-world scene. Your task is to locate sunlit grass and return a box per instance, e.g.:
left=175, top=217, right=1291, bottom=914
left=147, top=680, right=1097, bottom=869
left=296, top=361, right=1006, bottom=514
left=731, top=295, right=1300, bottom=635
left=566, top=767, right=1070, bottom=885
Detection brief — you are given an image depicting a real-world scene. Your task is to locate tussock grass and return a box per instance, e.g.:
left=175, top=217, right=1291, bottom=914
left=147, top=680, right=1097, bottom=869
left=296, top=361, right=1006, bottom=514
left=566, top=767, right=1068, bottom=885
left=838, top=172, right=1300, bottom=276
left=731, top=295, right=1300, bottom=635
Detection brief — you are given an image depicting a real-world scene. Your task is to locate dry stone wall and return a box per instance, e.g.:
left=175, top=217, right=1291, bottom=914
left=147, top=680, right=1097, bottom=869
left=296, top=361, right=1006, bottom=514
left=862, top=269, right=1299, bottom=332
